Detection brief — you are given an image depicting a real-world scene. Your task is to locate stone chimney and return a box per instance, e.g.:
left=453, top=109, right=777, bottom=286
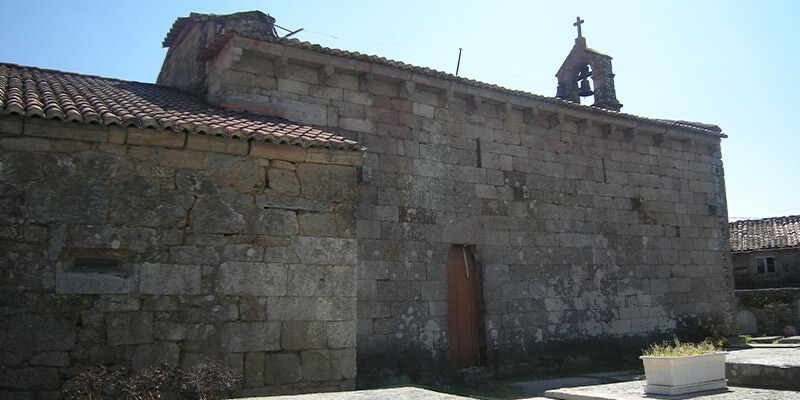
left=157, top=11, right=277, bottom=95
left=555, top=18, right=622, bottom=112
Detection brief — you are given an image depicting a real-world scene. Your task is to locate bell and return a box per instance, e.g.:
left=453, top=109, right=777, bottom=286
left=578, top=78, right=594, bottom=97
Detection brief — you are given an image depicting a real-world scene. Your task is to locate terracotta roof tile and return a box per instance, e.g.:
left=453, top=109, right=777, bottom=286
left=729, top=215, right=800, bottom=253
left=0, top=63, right=362, bottom=152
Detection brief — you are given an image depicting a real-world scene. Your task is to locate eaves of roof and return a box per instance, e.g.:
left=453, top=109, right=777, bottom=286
left=729, top=215, right=800, bottom=253
left=206, top=32, right=725, bottom=138
left=0, top=62, right=363, bottom=152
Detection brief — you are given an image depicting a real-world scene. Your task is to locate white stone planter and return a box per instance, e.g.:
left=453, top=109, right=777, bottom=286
left=640, top=352, right=727, bottom=395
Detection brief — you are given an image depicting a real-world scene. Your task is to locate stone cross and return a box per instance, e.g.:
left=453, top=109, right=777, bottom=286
left=574, top=16, right=585, bottom=38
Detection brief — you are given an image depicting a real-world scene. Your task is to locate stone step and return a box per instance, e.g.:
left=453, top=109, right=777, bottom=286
left=726, top=347, right=800, bottom=390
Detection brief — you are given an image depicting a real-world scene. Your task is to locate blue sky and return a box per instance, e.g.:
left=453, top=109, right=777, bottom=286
left=2, top=1, right=797, bottom=220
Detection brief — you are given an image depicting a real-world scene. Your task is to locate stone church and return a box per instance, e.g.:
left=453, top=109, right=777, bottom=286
left=0, top=10, right=735, bottom=397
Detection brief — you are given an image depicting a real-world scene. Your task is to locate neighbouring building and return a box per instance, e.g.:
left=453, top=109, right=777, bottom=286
left=730, top=216, right=800, bottom=335
left=1, top=10, right=736, bottom=397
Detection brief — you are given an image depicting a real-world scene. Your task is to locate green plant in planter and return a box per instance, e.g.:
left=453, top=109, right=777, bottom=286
left=642, top=338, right=718, bottom=357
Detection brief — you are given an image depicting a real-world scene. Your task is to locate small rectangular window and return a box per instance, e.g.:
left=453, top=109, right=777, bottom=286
left=756, top=257, right=775, bottom=275
left=70, top=257, right=122, bottom=273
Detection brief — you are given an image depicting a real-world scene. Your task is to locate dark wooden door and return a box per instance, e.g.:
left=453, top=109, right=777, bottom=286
left=446, top=245, right=479, bottom=368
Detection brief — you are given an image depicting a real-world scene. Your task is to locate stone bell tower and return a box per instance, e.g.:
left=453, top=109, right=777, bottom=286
left=555, top=17, right=622, bottom=111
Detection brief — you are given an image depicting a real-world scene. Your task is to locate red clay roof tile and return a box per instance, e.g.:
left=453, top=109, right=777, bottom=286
left=0, top=63, right=362, bottom=152
left=730, top=216, right=800, bottom=253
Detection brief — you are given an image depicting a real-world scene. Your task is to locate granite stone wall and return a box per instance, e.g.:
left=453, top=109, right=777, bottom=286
left=0, top=116, right=360, bottom=398
left=732, top=249, right=800, bottom=289
left=736, top=288, right=800, bottom=335
left=191, top=34, right=736, bottom=382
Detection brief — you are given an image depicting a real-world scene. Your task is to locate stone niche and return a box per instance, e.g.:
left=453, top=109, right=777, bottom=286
left=0, top=116, right=361, bottom=398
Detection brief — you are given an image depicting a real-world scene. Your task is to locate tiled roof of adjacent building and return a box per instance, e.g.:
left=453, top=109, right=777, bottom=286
left=0, top=63, right=362, bottom=151
left=729, top=215, right=800, bottom=253
left=164, top=12, right=725, bottom=138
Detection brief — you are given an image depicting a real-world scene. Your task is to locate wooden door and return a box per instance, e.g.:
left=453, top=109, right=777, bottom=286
left=446, top=245, right=479, bottom=368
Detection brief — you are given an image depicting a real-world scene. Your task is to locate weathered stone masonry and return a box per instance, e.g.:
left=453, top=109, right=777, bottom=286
left=0, top=115, right=361, bottom=397
left=155, top=13, right=736, bottom=382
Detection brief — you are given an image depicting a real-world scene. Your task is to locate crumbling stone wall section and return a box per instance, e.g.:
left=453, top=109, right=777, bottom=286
left=184, top=33, right=734, bottom=382
left=0, top=116, right=360, bottom=398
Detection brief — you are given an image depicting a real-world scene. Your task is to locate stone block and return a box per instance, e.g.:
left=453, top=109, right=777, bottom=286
left=264, top=352, right=300, bottom=384
left=274, top=98, right=328, bottom=126
left=0, top=367, right=60, bottom=390
left=281, top=321, right=326, bottom=350
left=278, top=78, right=310, bottom=95
left=340, top=117, right=375, bottom=133
left=298, top=212, right=338, bottom=237
left=263, top=246, right=300, bottom=263
left=357, top=219, right=381, bottom=239
left=127, top=128, right=185, bottom=148
left=256, top=189, right=334, bottom=212
left=216, top=160, right=266, bottom=193
left=186, top=134, right=249, bottom=155
left=218, top=262, right=286, bottom=296
left=331, top=265, right=356, bottom=297
left=256, top=208, right=299, bottom=236
left=301, top=350, right=341, bottom=381
left=170, top=246, right=219, bottom=265
left=291, top=236, right=357, bottom=265
left=131, top=341, right=180, bottom=371
left=25, top=119, right=107, bottom=142
left=0, top=137, right=52, bottom=154
left=56, top=269, right=133, bottom=295
left=1, top=315, right=75, bottom=352
left=28, top=352, right=69, bottom=367
left=222, top=244, right=265, bottom=262
left=221, top=322, right=280, bottom=352
left=140, top=263, right=201, bottom=295
left=377, top=280, right=420, bottom=301
left=267, top=296, right=355, bottom=322
left=267, top=168, right=300, bottom=195
left=249, top=141, right=307, bottom=162
left=190, top=197, right=245, bottom=234
left=421, top=280, right=446, bottom=301
left=305, top=149, right=364, bottom=166
left=288, top=264, right=332, bottom=296
left=28, top=178, right=108, bottom=224
left=244, top=352, right=265, bottom=388
left=109, top=195, right=187, bottom=228
left=106, top=312, right=153, bottom=345
left=0, top=115, right=23, bottom=135
left=74, top=151, right=133, bottom=179
left=327, top=320, right=356, bottom=348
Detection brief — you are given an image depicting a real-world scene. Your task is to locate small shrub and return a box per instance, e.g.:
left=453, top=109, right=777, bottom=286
left=182, top=358, right=242, bottom=400
left=117, top=361, right=180, bottom=400
left=642, top=338, right=718, bottom=357
left=63, top=366, right=124, bottom=400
